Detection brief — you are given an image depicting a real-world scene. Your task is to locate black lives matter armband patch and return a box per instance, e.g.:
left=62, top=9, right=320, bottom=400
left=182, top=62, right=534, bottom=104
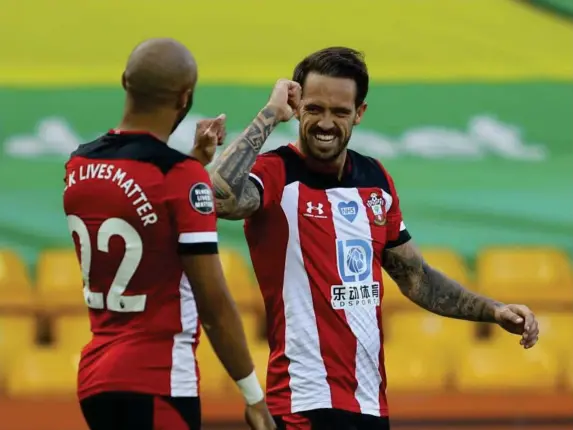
left=189, top=183, right=214, bottom=214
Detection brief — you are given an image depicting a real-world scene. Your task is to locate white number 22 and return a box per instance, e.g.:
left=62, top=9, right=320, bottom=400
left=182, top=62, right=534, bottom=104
left=67, top=215, right=147, bottom=313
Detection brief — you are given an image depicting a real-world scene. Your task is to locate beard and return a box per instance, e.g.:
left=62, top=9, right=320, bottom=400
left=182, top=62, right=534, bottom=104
left=300, top=126, right=351, bottom=162
left=171, top=94, right=194, bottom=134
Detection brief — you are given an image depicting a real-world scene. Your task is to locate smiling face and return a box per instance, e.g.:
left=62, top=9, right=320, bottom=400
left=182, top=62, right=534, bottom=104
left=297, top=72, right=367, bottom=163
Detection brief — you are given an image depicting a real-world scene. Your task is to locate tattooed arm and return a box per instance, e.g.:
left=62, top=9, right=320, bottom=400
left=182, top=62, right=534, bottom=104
left=209, top=106, right=279, bottom=220
left=383, top=241, right=503, bottom=322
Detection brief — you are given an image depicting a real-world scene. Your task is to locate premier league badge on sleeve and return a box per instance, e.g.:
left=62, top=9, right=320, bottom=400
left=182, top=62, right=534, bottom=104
left=366, top=192, right=387, bottom=226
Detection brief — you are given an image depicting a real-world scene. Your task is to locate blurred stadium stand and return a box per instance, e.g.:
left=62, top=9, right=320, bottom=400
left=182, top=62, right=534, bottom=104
left=0, top=245, right=572, bottom=429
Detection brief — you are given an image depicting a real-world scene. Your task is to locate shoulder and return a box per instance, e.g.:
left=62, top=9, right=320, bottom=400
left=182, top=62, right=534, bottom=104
left=348, top=149, right=392, bottom=192
left=255, top=146, right=290, bottom=166
left=166, top=157, right=208, bottom=184
left=251, top=146, right=290, bottom=178
left=70, top=134, right=195, bottom=175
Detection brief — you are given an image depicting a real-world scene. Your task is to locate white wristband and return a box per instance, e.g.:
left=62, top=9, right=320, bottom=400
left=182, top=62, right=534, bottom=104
left=236, top=371, right=264, bottom=405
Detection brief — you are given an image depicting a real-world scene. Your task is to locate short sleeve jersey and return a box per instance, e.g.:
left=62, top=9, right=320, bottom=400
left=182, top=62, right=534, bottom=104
left=63, top=130, right=217, bottom=400
left=244, top=144, right=410, bottom=417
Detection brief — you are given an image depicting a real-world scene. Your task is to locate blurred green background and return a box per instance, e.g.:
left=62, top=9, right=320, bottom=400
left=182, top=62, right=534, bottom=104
left=1, top=0, right=572, bottom=267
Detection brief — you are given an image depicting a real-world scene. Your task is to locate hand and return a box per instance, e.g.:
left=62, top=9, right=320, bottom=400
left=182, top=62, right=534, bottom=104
left=494, top=304, right=539, bottom=349
left=190, top=114, right=226, bottom=166
left=265, top=79, right=301, bottom=122
left=245, top=400, right=276, bottom=430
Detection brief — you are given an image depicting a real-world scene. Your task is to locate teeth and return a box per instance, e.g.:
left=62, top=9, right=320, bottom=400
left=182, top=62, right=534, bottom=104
left=315, top=134, right=335, bottom=142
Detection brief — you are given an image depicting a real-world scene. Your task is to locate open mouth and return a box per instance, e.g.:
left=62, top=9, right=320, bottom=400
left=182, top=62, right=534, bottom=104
left=313, top=133, right=336, bottom=143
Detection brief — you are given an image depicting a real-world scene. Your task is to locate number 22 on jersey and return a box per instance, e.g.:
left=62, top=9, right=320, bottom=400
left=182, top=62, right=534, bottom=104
left=67, top=215, right=146, bottom=313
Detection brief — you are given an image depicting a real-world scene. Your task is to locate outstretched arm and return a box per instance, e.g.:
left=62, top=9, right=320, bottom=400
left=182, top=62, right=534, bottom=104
left=383, top=241, right=502, bottom=322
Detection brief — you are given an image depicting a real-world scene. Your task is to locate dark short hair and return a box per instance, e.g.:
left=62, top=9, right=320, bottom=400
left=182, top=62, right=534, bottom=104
left=293, top=47, right=369, bottom=107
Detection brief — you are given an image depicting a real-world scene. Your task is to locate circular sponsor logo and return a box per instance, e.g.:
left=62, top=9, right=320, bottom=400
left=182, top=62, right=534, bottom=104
left=189, top=182, right=214, bottom=214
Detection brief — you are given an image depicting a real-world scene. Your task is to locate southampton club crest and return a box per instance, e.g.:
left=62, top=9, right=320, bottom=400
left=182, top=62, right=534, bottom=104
left=366, top=192, right=387, bottom=226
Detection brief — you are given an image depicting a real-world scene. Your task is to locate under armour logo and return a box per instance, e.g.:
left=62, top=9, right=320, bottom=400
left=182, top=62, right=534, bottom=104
left=306, top=202, right=324, bottom=215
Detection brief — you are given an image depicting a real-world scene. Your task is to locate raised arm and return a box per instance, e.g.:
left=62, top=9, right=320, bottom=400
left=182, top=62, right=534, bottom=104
left=210, top=107, right=278, bottom=220
left=209, top=79, right=301, bottom=220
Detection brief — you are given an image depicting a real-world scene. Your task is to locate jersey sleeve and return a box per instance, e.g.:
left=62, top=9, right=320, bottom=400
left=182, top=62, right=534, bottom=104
left=380, top=163, right=411, bottom=249
left=164, top=159, right=218, bottom=255
left=247, top=153, right=285, bottom=212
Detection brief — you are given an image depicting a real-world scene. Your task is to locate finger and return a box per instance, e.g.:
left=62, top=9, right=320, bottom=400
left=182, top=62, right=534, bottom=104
left=207, top=114, right=226, bottom=134
left=288, top=92, right=301, bottom=110
left=523, top=322, right=539, bottom=344
left=521, top=319, right=538, bottom=340
left=217, top=130, right=227, bottom=146
left=213, top=113, right=226, bottom=127
left=288, top=83, right=302, bottom=100
left=287, top=80, right=302, bottom=91
left=195, top=119, right=210, bottom=132
left=525, top=317, right=538, bottom=335
left=502, top=309, right=524, bottom=325
left=523, top=311, right=535, bottom=333
left=524, top=335, right=538, bottom=349
left=274, top=78, right=290, bottom=91
left=200, top=130, right=218, bottom=145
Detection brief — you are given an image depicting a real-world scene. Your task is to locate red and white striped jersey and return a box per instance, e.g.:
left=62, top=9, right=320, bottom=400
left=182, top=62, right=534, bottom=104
left=64, top=131, right=218, bottom=400
left=245, top=144, right=410, bottom=417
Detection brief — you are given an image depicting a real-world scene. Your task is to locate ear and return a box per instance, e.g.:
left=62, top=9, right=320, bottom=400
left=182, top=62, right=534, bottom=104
left=353, top=102, right=367, bottom=126
left=121, top=72, right=128, bottom=91
left=177, top=89, right=192, bottom=110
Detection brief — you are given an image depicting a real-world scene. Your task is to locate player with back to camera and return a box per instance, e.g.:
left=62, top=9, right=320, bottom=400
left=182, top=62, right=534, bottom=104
left=202, top=47, right=540, bottom=429
left=63, top=38, right=276, bottom=430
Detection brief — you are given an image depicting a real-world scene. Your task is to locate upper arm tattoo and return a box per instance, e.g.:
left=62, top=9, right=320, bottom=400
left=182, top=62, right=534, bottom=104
left=382, top=241, right=501, bottom=322
left=209, top=107, right=278, bottom=219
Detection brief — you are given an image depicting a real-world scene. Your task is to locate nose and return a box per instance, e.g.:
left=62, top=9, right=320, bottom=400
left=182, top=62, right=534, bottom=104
left=317, top=113, right=335, bottom=131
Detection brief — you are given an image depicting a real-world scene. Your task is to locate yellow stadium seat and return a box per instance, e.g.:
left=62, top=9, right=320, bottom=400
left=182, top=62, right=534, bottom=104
left=381, top=271, right=418, bottom=311
left=195, top=338, right=229, bottom=396
left=0, top=249, right=35, bottom=309
left=5, top=346, right=77, bottom=397
left=455, top=334, right=559, bottom=392
left=384, top=343, right=447, bottom=392
left=219, top=248, right=262, bottom=311
left=53, top=313, right=92, bottom=354
left=420, top=247, right=471, bottom=287
left=476, top=247, right=573, bottom=304
left=385, top=312, right=476, bottom=363
left=0, top=316, right=37, bottom=376
left=36, top=249, right=85, bottom=311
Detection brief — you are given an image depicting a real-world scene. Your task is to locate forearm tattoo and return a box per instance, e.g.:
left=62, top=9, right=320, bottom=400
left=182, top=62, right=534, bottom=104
left=210, top=107, right=278, bottom=218
left=383, top=242, right=502, bottom=322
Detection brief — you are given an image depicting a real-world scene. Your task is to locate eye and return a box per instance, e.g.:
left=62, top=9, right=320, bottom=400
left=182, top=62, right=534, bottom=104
left=332, top=109, right=352, bottom=118
left=305, top=104, right=322, bottom=114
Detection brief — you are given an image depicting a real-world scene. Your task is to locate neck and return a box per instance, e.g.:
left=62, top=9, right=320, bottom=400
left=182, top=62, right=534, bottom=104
left=295, top=141, right=347, bottom=180
left=116, top=109, right=175, bottom=143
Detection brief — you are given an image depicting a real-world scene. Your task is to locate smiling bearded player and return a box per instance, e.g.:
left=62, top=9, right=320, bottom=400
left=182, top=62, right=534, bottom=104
left=204, top=47, right=540, bottom=430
